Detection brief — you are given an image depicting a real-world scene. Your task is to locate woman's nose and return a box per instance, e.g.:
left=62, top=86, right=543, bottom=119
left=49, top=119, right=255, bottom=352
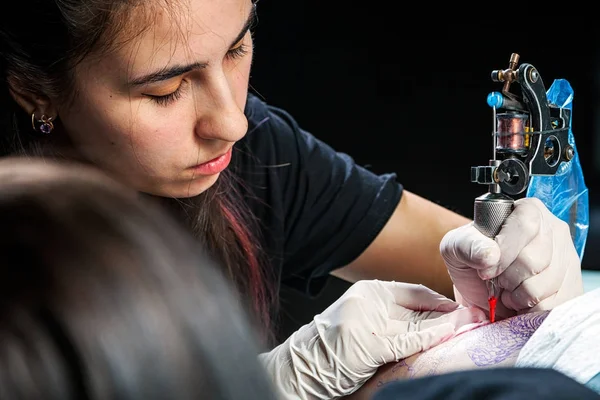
left=193, top=73, right=248, bottom=143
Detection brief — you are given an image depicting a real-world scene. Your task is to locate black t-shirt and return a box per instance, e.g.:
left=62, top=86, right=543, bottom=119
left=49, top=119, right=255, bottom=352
left=234, top=94, right=403, bottom=297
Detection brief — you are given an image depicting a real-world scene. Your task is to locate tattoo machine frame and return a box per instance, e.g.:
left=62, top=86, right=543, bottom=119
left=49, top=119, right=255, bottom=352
left=471, top=53, right=589, bottom=322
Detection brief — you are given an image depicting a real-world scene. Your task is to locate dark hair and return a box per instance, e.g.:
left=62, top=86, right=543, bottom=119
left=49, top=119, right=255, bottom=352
left=0, top=0, right=275, bottom=342
left=0, top=158, right=277, bottom=400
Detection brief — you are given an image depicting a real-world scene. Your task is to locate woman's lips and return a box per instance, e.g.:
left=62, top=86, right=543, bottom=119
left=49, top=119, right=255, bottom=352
left=189, top=148, right=233, bottom=176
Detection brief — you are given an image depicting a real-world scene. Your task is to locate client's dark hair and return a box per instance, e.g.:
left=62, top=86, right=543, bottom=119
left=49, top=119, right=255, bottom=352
left=0, top=158, right=276, bottom=400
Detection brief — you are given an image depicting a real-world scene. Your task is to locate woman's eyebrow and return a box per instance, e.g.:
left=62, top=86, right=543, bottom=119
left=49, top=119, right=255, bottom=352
left=128, top=7, right=257, bottom=87
left=129, top=62, right=207, bottom=87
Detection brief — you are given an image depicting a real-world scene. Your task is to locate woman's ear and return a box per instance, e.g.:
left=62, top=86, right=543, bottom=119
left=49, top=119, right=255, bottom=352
left=7, top=77, right=58, bottom=118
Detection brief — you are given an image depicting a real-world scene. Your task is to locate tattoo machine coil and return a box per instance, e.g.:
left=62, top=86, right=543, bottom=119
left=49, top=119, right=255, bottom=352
left=470, top=53, right=589, bottom=321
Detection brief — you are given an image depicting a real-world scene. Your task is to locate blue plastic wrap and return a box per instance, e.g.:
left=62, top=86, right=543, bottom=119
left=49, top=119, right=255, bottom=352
left=526, top=79, right=589, bottom=260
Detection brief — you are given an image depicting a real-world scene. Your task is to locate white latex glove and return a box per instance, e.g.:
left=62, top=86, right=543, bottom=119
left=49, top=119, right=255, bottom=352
left=441, top=197, right=583, bottom=320
left=259, top=280, right=486, bottom=399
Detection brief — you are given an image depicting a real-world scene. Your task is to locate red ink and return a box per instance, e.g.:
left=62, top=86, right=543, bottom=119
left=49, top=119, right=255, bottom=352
left=488, top=296, right=497, bottom=323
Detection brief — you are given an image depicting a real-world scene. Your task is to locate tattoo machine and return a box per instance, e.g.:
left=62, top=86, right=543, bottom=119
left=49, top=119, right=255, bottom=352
left=470, top=53, right=589, bottom=322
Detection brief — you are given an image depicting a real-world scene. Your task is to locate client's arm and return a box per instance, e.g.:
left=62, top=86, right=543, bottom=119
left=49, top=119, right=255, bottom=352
left=348, top=310, right=550, bottom=400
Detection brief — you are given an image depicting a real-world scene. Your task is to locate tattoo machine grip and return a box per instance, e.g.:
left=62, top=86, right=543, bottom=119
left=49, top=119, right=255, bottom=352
left=473, top=192, right=514, bottom=304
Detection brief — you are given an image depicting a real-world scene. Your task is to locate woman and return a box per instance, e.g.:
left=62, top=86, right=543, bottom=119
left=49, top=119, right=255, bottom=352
left=0, top=0, right=583, bottom=397
left=0, top=158, right=278, bottom=399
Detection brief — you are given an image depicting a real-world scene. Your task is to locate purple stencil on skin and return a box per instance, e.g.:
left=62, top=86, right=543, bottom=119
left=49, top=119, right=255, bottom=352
left=466, top=312, right=549, bottom=367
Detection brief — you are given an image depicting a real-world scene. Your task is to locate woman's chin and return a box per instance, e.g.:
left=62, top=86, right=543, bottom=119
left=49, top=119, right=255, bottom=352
left=144, top=173, right=221, bottom=199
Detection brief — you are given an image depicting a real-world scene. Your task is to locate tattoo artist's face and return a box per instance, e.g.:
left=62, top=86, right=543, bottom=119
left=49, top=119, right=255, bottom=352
left=58, top=0, right=254, bottom=198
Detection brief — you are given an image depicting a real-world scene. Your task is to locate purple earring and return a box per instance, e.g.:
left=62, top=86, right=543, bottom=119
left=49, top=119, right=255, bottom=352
left=31, top=113, right=55, bottom=134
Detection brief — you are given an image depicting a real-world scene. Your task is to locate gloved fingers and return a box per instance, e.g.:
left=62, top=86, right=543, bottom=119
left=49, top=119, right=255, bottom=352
left=385, top=281, right=461, bottom=312
left=495, top=233, right=553, bottom=292
left=383, top=318, right=439, bottom=336
left=440, top=223, right=500, bottom=271
left=500, top=261, right=563, bottom=311
left=417, top=306, right=487, bottom=331
left=386, top=323, right=456, bottom=361
left=489, top=291, right=516, bottom=320
left=452, top=274, right=516, bottom=320
left=387, top=304, right=445, bottom=322
left=453, top=286, right=467, bottom=306
left=456, top=279, right=514, bottom=320
left=382, top=312, right=443, bottom=335
left=384, top=307, right=485, bottom=336
left=452, top=274, right=492, bottom=311
left=479, top=198, right=544, bottom=279
left=383, top=319, right=412, bottom=335
left=526, top=292, right=559, bottom=313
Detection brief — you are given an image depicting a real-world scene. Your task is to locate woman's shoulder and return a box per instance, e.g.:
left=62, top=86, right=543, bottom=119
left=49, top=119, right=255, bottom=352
left=240, top=93, right=303, bottom=164
left=244, top=93, right=296, bottom=139
left=244, top=93, right=270, bottom=123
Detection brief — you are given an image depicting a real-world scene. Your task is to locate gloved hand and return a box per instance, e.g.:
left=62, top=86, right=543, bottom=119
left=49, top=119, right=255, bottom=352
left=259, top=280, right=486, bottom=399
left=441, top=197, right=583, bottom=319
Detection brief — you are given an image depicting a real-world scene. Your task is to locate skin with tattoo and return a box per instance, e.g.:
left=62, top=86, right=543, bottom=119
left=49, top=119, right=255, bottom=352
left=347, top=310, right=550, bottom=400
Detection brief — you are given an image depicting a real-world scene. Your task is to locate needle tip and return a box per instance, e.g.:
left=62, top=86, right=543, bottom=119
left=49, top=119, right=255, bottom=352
left=488, top=296, right=497, bottom=323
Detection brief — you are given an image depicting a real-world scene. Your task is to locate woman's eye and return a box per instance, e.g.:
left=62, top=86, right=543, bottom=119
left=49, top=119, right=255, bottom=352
left=227, top=31, right=253, bottom=60
left=141, top=38, right=252, bottom=108
left=144, top=82, right=187, bottom=107
left=227, top=43, right=250, bottom=60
